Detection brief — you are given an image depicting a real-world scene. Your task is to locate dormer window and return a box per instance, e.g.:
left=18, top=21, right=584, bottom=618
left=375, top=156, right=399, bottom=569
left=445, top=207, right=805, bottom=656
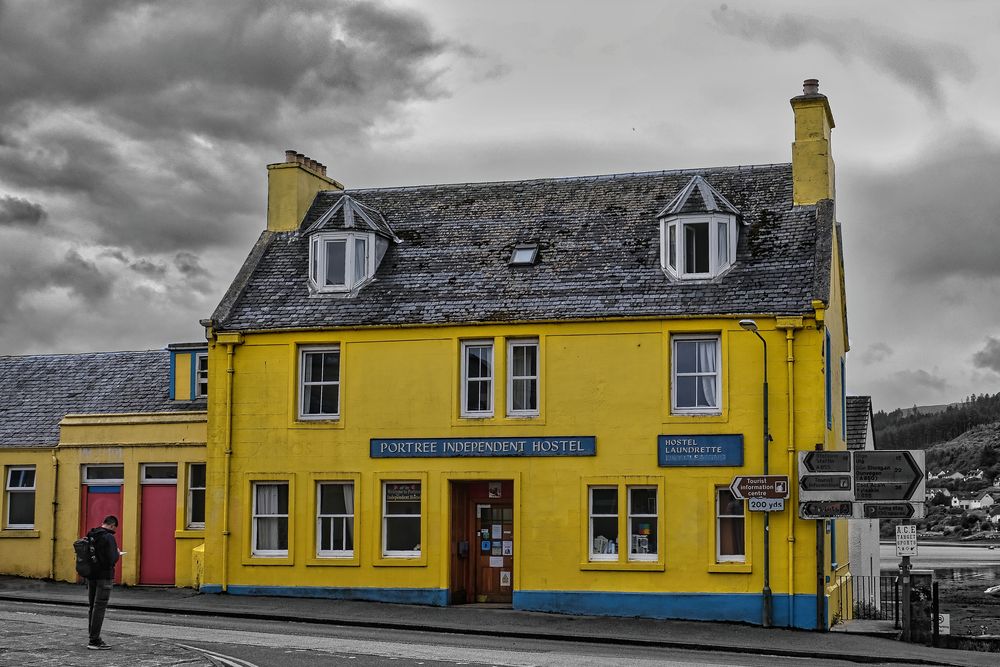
left=309, top=231, right=374, bottom=292
left=661, top=214, right=736, bottom=278
left=657, top=175, right=741, bottom=280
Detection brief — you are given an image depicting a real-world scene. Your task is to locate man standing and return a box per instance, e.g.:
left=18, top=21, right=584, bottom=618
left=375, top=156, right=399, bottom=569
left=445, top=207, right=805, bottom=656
left=85, top=515, right=120, bottom=650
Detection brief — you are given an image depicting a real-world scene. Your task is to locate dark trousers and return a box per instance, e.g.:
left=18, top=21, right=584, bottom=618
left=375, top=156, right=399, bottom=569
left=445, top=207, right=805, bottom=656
left=87, top=578, right=113, bottom=643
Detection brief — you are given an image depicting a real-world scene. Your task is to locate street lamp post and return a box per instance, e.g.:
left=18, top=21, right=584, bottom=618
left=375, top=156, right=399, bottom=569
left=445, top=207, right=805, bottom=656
left=740, top=319, right=772, bottom=628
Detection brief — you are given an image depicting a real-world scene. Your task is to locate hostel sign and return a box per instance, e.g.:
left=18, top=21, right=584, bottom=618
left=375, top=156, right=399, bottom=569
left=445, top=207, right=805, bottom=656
left=657, top=434, right=743, bottom=467
left=371, top=436, right=596, bottom=458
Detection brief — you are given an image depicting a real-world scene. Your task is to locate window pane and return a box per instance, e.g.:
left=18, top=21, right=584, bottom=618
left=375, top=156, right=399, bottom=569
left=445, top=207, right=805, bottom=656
left=630, top=517, right=657, bottom=555
left=591, top=488, right=617, bottom=514
left=144, top=464, right=177, bottom=480
left=321, top=352, right=340, bottom=382
left=256, top=517, right=288, bottom=551
left=718, top=489, right=743, bottom=516
left=696, top=376, right=718, bottom=407
left=684, top=223, right=709, bottom=273
left=630, top=487, right=656, bottom=515
left=9, top=469, right=35, bottom=487
left=668, top=224, right=676, bottom=269
left=675, top=376, right=697, bottom=408
left=9, top=493, right=34, bottom=525
left=85, top=465, right=124, bottom=481
left=325, top=240, right=346, bottom=286
left=719, top=517, right=745, bottom=556
left=386, top=516, right=421, bottom=551
left=320, top=484, right=351, bottom=514
left=353, top=237, right=367, bottom=284
left=319, top=385, right=339, bottom=414
left=305, top=353, right=322, bottom=383
left=718, top=221, right=729, bottom=266
left=190, top=464, right=206, bottom=488
left=674, top=340, right=696, bottom=373
left=190, top=490, right=205, bottom=524
left=695, top=340, right=717, bottom=373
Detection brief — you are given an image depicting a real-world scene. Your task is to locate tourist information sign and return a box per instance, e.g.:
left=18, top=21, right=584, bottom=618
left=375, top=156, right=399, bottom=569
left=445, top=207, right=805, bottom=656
left=729, top=475, right=789, bottom=500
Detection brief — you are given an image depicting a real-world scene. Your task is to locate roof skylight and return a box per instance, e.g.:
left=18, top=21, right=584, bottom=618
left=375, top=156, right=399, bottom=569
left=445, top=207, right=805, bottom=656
left=509, top=244, right=539, bottom=266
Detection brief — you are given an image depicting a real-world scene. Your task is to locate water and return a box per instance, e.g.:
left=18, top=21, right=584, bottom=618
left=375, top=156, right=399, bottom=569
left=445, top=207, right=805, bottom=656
left=879, top=542, right=1000, bottom=582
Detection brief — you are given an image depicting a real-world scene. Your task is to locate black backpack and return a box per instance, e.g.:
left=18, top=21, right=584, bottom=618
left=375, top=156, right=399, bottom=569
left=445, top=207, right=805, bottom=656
left=73, top=535, right=99, bottom=578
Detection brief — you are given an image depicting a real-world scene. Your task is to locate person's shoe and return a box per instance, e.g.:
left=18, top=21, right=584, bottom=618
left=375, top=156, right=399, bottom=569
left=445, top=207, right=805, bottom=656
left=87, top=640, right=111, bottom=650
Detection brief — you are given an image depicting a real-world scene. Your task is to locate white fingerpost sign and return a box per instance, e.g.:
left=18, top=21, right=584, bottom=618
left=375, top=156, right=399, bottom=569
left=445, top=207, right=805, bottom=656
left=895, top=524, right=917, bottom=557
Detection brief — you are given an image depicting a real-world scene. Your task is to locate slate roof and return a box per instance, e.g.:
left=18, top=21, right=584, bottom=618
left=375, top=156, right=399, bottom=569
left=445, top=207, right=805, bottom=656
left=0, top=350, right=205, bottom=448
left=214, top=163, right=834, bottom=332
left=846, top=395, right=873, bottom=450
left=657, top=174, right=741, bottom=217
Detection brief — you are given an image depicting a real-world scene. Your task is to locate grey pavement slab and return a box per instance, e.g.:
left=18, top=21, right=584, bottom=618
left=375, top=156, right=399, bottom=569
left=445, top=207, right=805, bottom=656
left=0, top=576, right=996, bottom=666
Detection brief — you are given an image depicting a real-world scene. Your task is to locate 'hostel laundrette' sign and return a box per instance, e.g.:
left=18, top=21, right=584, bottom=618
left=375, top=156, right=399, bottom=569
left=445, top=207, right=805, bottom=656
left=658, top=434, right=743, bottom=467
left=371, top=437, right=596, bottom=458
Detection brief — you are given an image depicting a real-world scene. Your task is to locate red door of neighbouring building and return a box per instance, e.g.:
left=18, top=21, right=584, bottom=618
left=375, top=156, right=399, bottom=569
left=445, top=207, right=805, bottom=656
left=139, top=482, right=177, bottom=585
left=82, top=485, right=123, bottom=583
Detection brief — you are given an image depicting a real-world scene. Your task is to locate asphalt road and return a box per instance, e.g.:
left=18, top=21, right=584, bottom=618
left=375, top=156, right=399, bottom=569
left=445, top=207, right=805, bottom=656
left=0, top=600, right=914, bottom=667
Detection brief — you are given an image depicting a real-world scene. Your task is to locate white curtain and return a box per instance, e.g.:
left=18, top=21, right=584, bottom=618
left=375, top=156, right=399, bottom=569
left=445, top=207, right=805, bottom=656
left=698, top=341, right=717, bottom=407
left=256, top=485, right=279, bottom=550
left=343, top=484, right=354, bottom=547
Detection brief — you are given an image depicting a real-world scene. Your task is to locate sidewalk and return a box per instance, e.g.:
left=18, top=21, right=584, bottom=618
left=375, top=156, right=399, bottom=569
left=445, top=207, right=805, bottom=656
left=0, top=576, right=996, bottom=666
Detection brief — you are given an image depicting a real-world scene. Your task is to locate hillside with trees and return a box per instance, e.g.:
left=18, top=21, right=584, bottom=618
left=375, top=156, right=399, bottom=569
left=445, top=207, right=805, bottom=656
left=873, top=392, right=1000, bottom=452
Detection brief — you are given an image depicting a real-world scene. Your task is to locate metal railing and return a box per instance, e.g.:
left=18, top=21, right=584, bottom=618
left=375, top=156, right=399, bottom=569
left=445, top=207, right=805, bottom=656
left=835, top=574, right=901, bottom=624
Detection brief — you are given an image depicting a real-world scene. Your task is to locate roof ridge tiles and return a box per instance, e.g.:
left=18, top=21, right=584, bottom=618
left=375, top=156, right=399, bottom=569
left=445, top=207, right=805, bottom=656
left=0, top=349, right=166, bottom=361
left=340, top=162, right=792, bottom=195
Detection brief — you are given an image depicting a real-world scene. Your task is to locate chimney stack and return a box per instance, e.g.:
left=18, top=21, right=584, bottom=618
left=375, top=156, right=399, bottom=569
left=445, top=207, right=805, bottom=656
left=790, top=78, right=835, bottom=206
left=266, top=149, right=344, bottom=232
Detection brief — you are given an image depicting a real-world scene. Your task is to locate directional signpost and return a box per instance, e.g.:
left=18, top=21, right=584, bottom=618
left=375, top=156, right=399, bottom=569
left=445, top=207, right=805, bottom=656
left=853, top=450, right=925, bottom=503
left=799, top=500, right=853, bottom=519
left=730, top=475, right=789, bottom=513
left=799, top=451, right=853, bottom=501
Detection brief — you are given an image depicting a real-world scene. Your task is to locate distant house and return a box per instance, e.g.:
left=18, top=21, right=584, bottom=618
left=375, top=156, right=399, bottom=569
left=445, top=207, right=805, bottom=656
left=943, top=471, right=965, bottom=481
left=974, top=487, right=1000, bottom=509
left=968, top=469, right=985, bottom=481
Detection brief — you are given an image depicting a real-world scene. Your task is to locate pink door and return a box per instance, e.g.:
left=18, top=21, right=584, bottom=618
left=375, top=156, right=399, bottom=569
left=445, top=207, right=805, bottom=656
left=139, top=484, right=177, bottom=585
left=83, top=486, right=123, bottom=583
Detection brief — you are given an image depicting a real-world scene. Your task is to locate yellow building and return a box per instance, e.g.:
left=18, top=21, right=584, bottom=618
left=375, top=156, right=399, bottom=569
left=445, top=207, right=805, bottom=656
left=0, top=347, right=207, bottom=587
left=192, top=79, right=850, bottom=629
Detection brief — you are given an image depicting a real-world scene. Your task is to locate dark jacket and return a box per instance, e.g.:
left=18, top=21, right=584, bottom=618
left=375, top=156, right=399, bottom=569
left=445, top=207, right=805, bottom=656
left=86, top=526, right=119, bottom=580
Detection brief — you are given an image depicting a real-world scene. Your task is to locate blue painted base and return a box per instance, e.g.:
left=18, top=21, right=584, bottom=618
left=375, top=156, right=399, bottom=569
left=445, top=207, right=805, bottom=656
left=199, top=584, right=448, bottom=606
left=515, top=591, right=825, bottom=629
left=198, top=584, right=826, bottom=629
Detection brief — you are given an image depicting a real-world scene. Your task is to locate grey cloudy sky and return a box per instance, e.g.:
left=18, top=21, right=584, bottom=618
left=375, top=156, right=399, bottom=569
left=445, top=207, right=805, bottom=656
left=1, top=0, right=998, bottom=412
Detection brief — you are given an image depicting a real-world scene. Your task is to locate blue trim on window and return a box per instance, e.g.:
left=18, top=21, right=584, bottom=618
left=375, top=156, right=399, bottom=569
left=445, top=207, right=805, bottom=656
left=825, top=331, right=832, bottom=430
left=87, top=486, right=121, bottom=494
left=840, top=357, right=846, bottom=440
left=190, top=352, right=198, bottom=400
left=168, top=352, right=176, bottom=400
left=199, top=584, right=448, bottom=606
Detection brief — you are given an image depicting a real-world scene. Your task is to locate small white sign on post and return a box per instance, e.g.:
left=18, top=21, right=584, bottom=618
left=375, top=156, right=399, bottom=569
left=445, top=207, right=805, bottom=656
left=895, top=524, right=917, bottom=557
left=938, top=613, right=951, bottom=635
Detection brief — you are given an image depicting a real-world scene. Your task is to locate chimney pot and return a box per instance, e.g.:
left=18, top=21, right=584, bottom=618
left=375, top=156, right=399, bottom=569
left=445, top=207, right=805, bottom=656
left=295, top=152, right=305, bottom=165
left=803, top=78, right=820, bottom=95
left=284, top=149, right=297, bottom=163
left=319, top=164, right=327, bottom=176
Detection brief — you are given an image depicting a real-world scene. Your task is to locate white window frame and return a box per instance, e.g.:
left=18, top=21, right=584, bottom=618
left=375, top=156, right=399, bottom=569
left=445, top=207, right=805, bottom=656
left=195, top=352, right=208, bottom=398
left=588, top=486, right=619, bottom=562
left=299, top=346, right=341, bottom=420
left=308, top=231, right=375, bottom=293
left=507, top=338, right=539, bottom=417
left=316, top=481, right=355, bottom=558
left=461, top=340, right=494, bottom=418
left=627, top=486, right=658, bottom=562
left=82, top=465, right=124, bottom=485
left=5, top=466, right=36, bottom=529
left=716, top=488, right=746, bottom=563
left=660, top=213, right=737, bottom=279
left=671, top=334, right=722, bottom=415
left=187, top=463, right=206, bottom=529
left=382, top=481, right=421, bottom=558
left=140, top=463, right=177, bottom=484
left=252, top=482, right=289, bottom=558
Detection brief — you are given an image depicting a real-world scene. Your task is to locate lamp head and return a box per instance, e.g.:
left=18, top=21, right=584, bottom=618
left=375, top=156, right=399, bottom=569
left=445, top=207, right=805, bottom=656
left=738, top=319, right=758, bottom=332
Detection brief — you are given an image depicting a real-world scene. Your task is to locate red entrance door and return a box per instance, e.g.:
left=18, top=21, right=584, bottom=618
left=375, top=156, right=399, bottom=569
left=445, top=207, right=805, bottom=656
left=83, top=486, right=123, bottom=583
left=139, top=484, right=177, bottom=585
left=450, top=480, right=514, bottom=604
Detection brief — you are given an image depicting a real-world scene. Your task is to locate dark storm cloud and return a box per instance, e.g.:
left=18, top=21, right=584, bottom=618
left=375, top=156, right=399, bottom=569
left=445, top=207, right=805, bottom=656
left=129, top=259, right=167, bottom=278
left=973, top=337, right=1000, bottom=374
left=0, top=195, right=46, bottom=226
left=711, top=7, right=973, bottom=107
left=846, top=131, right=1000, bottom=283
left=49, top=250, right=115, bottom=301
left=174, top=252, right=209, bottom=279
left=0, top=0, right=462, bottom=254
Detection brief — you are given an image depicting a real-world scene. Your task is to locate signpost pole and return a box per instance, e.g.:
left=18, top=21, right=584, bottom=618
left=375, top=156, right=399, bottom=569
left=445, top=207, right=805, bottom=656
left=900, top=554, right=912, bottom=642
